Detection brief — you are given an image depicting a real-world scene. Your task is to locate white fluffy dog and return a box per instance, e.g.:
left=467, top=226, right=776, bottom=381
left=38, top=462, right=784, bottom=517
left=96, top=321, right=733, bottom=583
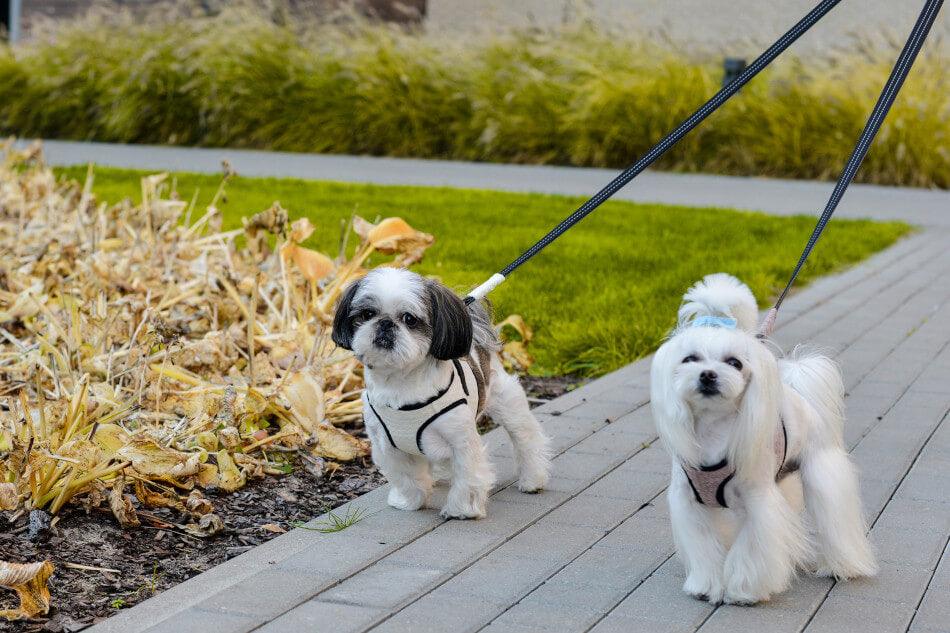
left=332, top=268, right=550, bottom=519
left=650, top=273, right=877, bottom=605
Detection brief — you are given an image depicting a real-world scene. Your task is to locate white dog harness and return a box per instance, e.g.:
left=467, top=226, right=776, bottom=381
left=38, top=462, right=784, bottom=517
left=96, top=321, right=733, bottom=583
left=683, top=424, right=795, bottom=509
left=365, top=356, right=486, bottom=456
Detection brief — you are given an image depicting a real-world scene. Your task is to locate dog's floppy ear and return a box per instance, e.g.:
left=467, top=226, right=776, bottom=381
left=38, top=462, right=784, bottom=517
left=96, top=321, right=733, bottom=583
left=729, top=339, right=782, bottom=479
left=426, top=280, right=473, bottom=360
left=650, top=341, right=700, bottom=467
left=331, top=279, right=364, bottom=350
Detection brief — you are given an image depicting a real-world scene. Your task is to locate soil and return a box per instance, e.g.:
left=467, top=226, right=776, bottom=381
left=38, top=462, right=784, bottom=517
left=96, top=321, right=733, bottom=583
left=0, top=376, right=581, bottom=632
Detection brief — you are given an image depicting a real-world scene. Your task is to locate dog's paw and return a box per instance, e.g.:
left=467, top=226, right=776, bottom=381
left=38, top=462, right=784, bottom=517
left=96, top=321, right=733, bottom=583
left=683, top=574, right=724, bottom=605
left=439, top=505, right=486, bottom=520
left=722, top=586, right=769, bottom=606
left=517, top=473, right=548, bottom=494
left=387, top=487, right=426, bottom=512
left=722, top=594, right=764, bottom=607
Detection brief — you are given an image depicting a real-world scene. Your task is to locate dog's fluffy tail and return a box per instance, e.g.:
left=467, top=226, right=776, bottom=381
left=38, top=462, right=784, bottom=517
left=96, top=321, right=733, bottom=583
left=678, top=273, right=758, bottom=332
left=780, top=349, right=845, bottom=442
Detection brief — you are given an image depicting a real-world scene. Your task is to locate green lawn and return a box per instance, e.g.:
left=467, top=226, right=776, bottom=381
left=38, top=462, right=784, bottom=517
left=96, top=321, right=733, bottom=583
left=56, top=166, right=911, bottom=377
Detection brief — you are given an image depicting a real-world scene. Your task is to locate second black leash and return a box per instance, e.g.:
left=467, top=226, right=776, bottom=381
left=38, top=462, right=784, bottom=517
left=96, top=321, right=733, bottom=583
left=760, top=0, right=944, bottom=335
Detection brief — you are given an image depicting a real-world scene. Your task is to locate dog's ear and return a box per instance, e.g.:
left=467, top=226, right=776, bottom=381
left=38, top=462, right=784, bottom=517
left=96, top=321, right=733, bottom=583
left=426, top=280, right=473, bottom=360
left=729, top=340, right=782, bottom=479
left=650, top=342, right=700, bottom=467
left=331, top=279, right=363, bottom=350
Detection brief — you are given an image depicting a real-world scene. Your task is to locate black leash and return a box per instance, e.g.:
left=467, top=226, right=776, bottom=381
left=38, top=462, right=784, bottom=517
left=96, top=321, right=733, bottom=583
left=761, top=0, right=943, bottom=334
left=465, top=0, right=846, bottom=304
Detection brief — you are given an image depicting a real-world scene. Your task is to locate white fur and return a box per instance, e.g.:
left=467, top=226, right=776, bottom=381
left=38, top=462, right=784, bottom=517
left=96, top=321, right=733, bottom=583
left=348, top=269, right=551, bottom=519
left=651, top=273, right=876, bottom=605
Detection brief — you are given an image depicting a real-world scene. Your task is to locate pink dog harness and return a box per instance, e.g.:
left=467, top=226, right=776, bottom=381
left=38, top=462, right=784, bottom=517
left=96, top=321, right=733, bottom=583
left=683, top=424, right=793, bottom=508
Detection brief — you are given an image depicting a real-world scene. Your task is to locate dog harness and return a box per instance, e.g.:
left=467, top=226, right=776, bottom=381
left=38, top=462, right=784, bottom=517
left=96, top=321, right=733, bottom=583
left=683, top=424, right=795, bottom=509
left=365, top=355, right=486, bottom=456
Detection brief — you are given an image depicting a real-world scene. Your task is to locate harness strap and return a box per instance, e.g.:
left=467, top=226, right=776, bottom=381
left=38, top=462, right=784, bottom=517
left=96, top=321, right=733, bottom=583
left=414, top=399, right=468, bottom=454
left=465, top=0, right=845, bottom=304
left=684, top=423, right=790, bottom=509
left=368, top=359, right=481, bottom=455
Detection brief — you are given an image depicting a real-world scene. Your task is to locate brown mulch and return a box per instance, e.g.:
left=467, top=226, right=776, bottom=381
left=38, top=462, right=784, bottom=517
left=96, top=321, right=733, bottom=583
left=0, top=376, right=579, bottom=632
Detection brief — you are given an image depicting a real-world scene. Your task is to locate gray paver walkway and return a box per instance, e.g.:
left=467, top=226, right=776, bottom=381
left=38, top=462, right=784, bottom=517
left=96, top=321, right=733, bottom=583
left=72, top=142, right=948, bottom=632
left=22, top=139, right=950, bottom=227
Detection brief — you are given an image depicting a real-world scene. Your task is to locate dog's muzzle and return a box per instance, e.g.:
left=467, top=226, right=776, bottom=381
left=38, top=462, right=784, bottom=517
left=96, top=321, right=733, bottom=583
left=698, top=370, right=719, bottom=396
left=373, top=319, right=396, bottom=350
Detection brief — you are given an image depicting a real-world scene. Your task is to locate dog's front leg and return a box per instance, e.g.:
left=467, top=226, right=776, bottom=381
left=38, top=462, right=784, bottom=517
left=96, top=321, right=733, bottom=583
left=669, top=467, right=726, bottom=604
left=440, top=429, right=493, bottom=520
left=723, top=482, right=806, bottom=604
left=374, top=442, right=432, bottom=512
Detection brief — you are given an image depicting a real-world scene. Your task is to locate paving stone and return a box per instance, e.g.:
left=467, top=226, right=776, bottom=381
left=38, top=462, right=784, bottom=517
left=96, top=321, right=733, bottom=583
left=436, top=553, right=567, bottom=604
left=316, top=561, right=451, bottom=609
left=491, top=522, right=607, bottom=563
left=193, top=567, right=334, bottom=619
left=596, top=561, right=713, bottom=632
left=907, top=543, right=950, bottom=633
left=256, top=601, right=383, bottom=633
left=142, top=607, right=264, bottom=633
left=381, top=527, right=500, bottom=572
left=697, top=575, right=835, bottom=633
left=483, top=592, right=606, bottom=632
left=369, top=587, right=497, bottom=633
left=803, top=595, right=915, bottom=633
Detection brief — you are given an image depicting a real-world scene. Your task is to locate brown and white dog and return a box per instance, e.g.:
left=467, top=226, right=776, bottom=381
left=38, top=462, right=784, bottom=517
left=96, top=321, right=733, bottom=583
left=332, top=268, right=550, bottom=519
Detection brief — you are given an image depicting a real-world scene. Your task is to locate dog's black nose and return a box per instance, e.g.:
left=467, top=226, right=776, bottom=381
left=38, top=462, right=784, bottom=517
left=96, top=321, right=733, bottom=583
left=699, top=370, right=718, bottom=385
left=378, top=318, right=395, bottom=331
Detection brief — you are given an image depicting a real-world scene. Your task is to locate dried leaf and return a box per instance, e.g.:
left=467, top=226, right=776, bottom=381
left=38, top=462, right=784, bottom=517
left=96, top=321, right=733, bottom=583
left=354, top=216, right=434, bottom=266
left=0, top=483, right=17, bottom=511
left=283, top=244, right=335, bottom=282
left=288, top=217, right=316, bottom=243
left=117, top=438, right=199, bottom=481
left=312, top=425, right=370, bottom=461
left=133, top=479, right=185, bottom=513
left=214, top=450, right=245, bottom=492
left=280, top=370, right=326, bottom=434
left=179, top=512, right=225, bottom=538
left=0, top=560, right=54, bottom=620
left=185, top=490, right=213, bottom=516
left=109, top=478, right=140, bottom=529
left=497, top=314, right=535, bottom=372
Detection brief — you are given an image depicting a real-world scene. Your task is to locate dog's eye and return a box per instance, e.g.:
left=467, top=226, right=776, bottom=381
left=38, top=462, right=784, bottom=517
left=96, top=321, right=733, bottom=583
left=681, top=354, right=699, bottom=363
left=401, top=313, right=418, bottom=328
left=356, top=309, right=376, bottom=322
left=725, top=357, right=743, bottom=371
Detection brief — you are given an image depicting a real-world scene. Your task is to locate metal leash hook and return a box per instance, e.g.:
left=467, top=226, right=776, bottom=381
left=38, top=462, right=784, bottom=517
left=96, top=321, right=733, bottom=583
left=757, top=307, right=779, bottom=339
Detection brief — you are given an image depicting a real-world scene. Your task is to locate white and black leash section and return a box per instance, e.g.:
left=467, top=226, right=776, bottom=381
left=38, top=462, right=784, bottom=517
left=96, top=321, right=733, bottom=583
left=463, top=0, right=846, bottom=306
left=759, top=0, right=943, bottom=337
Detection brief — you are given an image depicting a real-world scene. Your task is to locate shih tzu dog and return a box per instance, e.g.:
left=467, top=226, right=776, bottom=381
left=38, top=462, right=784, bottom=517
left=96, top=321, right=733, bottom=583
left=650, top=273, right=876, bottom=605
left=332, top=268, right=550, bottom=519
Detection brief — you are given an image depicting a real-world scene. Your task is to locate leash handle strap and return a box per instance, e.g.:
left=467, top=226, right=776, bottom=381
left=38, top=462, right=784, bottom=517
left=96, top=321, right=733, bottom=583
left=465, top=0, right=845, bottom=305
left=763, top=0, right=943, bottom=334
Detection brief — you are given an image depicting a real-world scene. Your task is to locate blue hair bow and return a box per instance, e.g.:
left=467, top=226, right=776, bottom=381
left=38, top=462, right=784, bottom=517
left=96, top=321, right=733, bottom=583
left=691, top=316, right=737, bottom=329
